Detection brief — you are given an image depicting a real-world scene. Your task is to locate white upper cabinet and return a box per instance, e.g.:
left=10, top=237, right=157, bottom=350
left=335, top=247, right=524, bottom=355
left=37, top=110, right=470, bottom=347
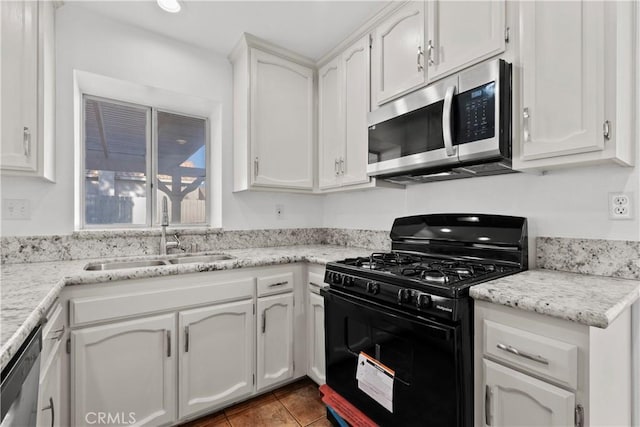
left=318, top=35, right=371, bottom=190
left=1, top=0, right=55, bottom=181
left=318, top=57, right=342, bottom=190
left=178, top=300, right=254, bottom=420
left=427, top=1, right=505, bottom=82
left=520, top=1, right=604, bottom=161
left=340, top=36, right=371, bottom=187
left=371, top=1, right=426, bottom=106
left=514, top=1, right=634, bottom=170
left=231, top=34, right=315, bottom=192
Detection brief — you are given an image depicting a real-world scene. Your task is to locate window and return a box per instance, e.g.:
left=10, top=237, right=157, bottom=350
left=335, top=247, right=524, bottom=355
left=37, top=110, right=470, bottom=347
left=83, top=96, right=208, bottom=227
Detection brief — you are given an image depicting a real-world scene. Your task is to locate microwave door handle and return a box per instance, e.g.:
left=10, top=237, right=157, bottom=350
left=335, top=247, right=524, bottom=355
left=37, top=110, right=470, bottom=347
left=442, top=85, right=457, bottom=157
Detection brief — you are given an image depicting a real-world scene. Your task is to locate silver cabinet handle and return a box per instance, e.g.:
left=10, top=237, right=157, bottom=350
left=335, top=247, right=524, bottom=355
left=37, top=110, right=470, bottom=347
left=254, top=157, right=259, bottom=177
left=184, top=325, right=189, bottom=353
left=340, top=157, right=345, bottom=175
left=485, top=386, right=491, bottom=426
left=309, top=282, right=322, bottom=288
left=523, top=108, right=530, bottom=142
left=268, top=281, right=288, bottom=288
left=427, top=40, right=435, bottom=66
left=496, top=343, right=549, bottom=365
left=23, top=127, right=31, bottom=158
left=442, top=85, right=457, bottom=157
left=41, top=397, right=54, bottom=427
left=166, top=330, right=171, bottom=357
left=417, top=46, right=424, bottom=71
left=262, top=312, right=266, bottom=333
left=49, top=325, right=65, bottom=341
left=335, top=158, right=340, bottom=176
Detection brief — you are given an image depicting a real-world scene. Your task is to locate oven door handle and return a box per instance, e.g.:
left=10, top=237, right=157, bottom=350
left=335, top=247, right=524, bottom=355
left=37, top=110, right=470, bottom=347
left=323, top=288, right=455, bottom=341
left=442, top=85, right=457, bottom=157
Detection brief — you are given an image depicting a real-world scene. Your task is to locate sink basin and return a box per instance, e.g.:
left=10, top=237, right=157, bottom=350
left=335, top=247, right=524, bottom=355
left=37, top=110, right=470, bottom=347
left=84, top=259, right=169, bottom=271
left=167, top=254, right=235, bottom=264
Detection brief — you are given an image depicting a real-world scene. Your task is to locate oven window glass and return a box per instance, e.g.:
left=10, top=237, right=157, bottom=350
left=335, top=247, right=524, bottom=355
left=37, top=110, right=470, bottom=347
left=368, top=101, right=444, bottom=164
left=454, top=82, right=496, bottom=145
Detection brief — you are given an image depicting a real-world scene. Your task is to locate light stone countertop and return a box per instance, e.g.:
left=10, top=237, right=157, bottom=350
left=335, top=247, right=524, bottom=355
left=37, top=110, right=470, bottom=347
left=470, top=269, right=640, bottom=328
left=0, top=245, right=372, bottom=371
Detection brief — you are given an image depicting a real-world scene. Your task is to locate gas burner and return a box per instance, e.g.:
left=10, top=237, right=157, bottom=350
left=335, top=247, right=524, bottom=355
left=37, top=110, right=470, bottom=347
left=420, top=270, right=449, bottom=284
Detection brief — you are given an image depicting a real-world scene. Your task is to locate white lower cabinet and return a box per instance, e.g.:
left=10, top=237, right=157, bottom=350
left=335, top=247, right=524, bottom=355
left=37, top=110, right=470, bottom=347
left=475, top=300, right=633, bottom=427
left=37, top=338, right=63, bottom=427
left=484, top=359, right=575, bottom=426
left=306, top=291, right=325, bottom=385
left=256, top=292, right=294, bottom=391
left=178, top=300, right=254, bottom=419
left=71, top=314, right=177, bottom=427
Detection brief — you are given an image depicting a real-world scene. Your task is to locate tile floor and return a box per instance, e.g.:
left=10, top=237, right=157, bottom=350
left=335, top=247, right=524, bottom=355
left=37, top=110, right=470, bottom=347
left=180, top=377, right=332, bottom=427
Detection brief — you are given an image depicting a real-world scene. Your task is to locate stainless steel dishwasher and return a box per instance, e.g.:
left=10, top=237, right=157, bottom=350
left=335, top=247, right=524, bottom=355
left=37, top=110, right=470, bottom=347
left=1, top=324, right=43, bottom=427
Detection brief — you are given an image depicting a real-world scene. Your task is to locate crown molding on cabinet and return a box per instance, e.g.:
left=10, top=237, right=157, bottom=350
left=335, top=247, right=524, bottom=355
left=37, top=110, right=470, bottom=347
left=228, top=32, right=316, bottom=68
left=315, top=0, right=407, bottom=68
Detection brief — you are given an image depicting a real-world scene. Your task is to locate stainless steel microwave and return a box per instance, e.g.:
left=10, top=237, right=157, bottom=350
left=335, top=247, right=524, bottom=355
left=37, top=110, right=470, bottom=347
left=367, top=59, right=512, bottom=183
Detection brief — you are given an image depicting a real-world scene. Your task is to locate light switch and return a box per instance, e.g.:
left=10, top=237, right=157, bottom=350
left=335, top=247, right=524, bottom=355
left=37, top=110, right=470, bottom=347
left=3, top=199, right=31, bottom=220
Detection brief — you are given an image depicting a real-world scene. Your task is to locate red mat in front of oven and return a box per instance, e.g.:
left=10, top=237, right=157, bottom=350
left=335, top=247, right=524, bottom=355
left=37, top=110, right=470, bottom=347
left=319, top=384, right=379, bottom=427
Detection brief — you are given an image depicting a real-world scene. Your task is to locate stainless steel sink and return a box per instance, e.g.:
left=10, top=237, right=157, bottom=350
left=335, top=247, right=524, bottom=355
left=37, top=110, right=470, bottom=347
left=84, top=259, right=169, bottom=271
left=167, top=254, right=235, bottom=264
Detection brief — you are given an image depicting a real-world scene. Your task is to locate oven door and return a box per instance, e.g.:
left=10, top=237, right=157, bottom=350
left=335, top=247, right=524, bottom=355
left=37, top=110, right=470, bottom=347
left=323, top=289, right=471, bottom=427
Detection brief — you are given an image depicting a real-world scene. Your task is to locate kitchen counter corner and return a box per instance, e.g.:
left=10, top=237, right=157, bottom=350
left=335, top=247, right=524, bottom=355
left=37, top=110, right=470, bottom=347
left=469, top=269, right=640, bottom=328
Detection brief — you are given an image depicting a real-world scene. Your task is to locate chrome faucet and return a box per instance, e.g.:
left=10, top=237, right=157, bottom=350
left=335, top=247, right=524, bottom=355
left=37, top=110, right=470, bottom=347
left=160, top=196, right=181, bottom=255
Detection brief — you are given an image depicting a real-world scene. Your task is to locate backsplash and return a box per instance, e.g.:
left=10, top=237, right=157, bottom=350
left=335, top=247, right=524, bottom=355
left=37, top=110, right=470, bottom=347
left=4, top=231, right=639, bottom=281
left=0, top=228, right=392, bottom=264
left=537, top=237, right=640, bottom=280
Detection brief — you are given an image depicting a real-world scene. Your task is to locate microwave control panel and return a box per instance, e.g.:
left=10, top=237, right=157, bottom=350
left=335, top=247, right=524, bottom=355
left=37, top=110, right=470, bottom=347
left=455, top=81, right=496, bottom=144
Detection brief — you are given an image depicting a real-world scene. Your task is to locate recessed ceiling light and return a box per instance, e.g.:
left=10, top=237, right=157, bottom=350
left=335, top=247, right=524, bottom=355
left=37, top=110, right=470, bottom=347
left=157, top=0, right=181, bottom=13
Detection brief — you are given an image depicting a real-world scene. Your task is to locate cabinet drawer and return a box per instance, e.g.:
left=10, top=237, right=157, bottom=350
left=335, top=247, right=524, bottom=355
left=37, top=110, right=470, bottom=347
left=41, top=303, right=64, bottom=363
left=484, top=320, right=578, bottom=389
left=70, top=279, right=254, bottom=327
left=257, top=271, right=294, bottom=297
left=308, top=271, right=326, bottom=295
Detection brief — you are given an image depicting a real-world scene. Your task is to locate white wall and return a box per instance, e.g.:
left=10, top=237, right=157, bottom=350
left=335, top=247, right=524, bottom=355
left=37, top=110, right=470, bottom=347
left=322, top=163, right=640, bottom=240
left=0, top=5, right=323, bottom=236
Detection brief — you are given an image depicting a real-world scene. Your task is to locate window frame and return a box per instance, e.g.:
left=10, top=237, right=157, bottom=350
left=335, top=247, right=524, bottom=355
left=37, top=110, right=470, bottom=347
left=80, top=94, right=210, bottom=229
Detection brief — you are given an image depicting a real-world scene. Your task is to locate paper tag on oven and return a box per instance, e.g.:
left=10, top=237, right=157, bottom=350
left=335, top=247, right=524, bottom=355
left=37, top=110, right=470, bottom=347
left=356, top=352, right=394, bottom=413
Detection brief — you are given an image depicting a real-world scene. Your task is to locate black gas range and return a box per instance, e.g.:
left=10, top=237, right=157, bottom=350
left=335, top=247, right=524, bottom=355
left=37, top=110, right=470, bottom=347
left=322, top=214, right=527, bottom=427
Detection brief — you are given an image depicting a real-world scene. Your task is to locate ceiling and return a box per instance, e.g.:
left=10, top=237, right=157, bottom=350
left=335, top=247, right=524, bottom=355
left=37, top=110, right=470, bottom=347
left=66, top=0, right=388, bottom=61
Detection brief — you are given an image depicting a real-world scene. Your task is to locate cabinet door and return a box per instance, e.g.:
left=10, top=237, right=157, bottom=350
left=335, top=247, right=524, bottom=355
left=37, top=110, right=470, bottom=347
left=484, top=359, right=575, bottom=426
left=371, top=1, right=426, bottom=106
left=1, top=0, right=38, bottom=172
left=250, top=48, right=314, bottom=190
left=318, top=57, right=342, bottom=189
left=427, top=1, right=505, bottom=82
left=178, top=300, right=254, bottom=419
left=37, top=341, right=63, bottom=427
left=520, top=1, right=605, bottom=160
left=72, top=314, right=176, bottom=426
left=257, top=293, right=294, bottom=390
left=307, top=291, right=325, bottom=385
left=341, top=35, right=371, bottom=187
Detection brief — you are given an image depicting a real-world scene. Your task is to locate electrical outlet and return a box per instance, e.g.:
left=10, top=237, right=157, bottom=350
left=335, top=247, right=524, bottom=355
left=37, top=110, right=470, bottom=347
left=275, top=204, right=284, bottom=220
left=2, top=199, right=31, bottom=220
left=609, top=193, right=633, bottom=220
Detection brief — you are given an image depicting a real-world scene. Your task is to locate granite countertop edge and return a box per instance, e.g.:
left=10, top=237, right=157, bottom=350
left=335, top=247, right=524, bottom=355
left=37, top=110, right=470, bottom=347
left=469, top=270, right=640, bottom=329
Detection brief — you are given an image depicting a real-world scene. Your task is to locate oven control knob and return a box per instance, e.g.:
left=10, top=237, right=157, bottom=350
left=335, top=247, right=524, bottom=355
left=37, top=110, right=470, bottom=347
left=331, top=273, right=343, bottom=285
left=342, top=276, right=354, bottom=287
left=365, top=282, right=379, bottom=294
left=416, top=293, right=431, bottom=309
left=397, top=289, right=410, bottom=304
